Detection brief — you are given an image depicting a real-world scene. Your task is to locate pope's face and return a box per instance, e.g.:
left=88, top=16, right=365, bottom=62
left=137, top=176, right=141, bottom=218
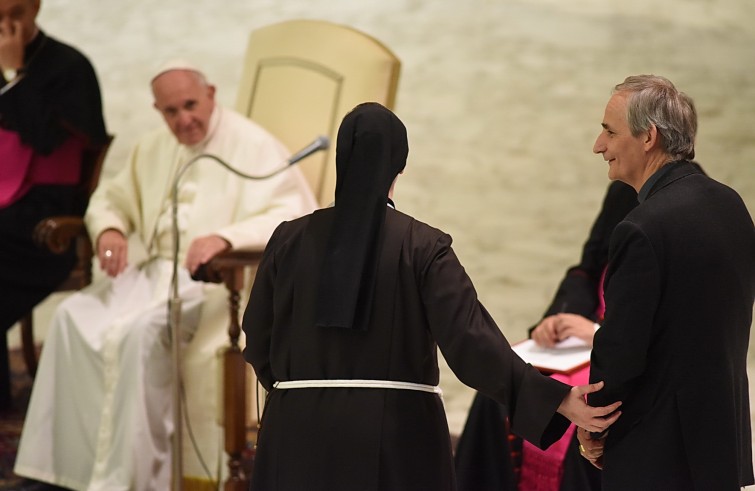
left=592, top=92, right=648, bottom=190
left=152, top=69, right=216, bottom=146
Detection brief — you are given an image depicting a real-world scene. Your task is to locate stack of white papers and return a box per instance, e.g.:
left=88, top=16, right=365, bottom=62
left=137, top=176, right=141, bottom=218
left=511, top=337, right=591, bottom=374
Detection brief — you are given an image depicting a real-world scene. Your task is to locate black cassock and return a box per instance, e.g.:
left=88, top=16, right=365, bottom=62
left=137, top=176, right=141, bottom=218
left=0, top=30, right=107, bottom=406
left=454, top=180, right=638, bottom=491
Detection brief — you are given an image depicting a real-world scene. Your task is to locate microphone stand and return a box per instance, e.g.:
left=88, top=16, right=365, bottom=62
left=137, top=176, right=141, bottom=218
left=168, top=138, right=328, bottom=491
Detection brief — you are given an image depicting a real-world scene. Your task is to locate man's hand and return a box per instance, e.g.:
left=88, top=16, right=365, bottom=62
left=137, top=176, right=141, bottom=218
left=97, top=229, right=128, bottom=277
left=185, top=235, right=231, bottom=275
left=556, top=381, right=621, bottom=433
left=555, top=313, right=596, bottom=347
left=0, top=19, right=25, bottom=72
left=577, top=427, right=605, bottom=469
left=531, top=315, right=560, bottom=348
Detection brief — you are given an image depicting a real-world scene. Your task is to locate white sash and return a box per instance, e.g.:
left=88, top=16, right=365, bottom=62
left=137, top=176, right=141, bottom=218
left=273, top=379, right=442, bottom=395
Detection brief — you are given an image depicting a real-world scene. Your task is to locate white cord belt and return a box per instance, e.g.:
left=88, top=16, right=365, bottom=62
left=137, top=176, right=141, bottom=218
left=273, top=379, right=443, bottom=395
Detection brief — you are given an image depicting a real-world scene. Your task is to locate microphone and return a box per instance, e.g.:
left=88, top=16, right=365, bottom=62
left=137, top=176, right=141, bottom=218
left=287, top=135, right=330, bottom=166
left=182, top=136, right=329, bottom=285
left=171, top=133, right=330, bottom=284
left=173, top=135, right=329, bottom=186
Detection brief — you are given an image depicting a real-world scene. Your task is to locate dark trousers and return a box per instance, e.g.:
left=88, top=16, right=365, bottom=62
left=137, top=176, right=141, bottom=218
left=454, top=392, right=602, bottom=491
left=454, top=393, right=517, bottom=491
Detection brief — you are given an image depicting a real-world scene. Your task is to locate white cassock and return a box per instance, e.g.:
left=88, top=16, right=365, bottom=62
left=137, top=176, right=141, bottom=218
left=14, top=106, right=317, bottom=491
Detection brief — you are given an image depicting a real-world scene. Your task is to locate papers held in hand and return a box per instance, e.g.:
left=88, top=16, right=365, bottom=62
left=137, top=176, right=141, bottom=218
left=512, top=337, right=591, bottom=375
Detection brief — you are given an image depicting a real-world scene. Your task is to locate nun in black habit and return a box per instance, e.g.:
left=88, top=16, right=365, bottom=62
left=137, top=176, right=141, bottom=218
left=242, top=102, right=621, bottom=491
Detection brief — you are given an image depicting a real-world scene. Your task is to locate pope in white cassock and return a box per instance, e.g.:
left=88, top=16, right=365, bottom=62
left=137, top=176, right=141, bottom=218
left=13, top=61, right=317, bottom=491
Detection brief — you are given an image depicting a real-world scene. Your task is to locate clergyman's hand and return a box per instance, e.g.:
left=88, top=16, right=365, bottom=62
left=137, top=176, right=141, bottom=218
left=577, top=427, right=605, bottom=469
left=556, top=381, right=621, bottom=433
left=0, top=19, right=25, bottom=72
left=555, top=313, right=596, bottom=347
left=531, top=315, right=560, bottom=348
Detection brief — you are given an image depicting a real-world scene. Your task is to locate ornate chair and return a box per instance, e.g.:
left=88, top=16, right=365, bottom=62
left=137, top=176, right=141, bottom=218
left=19, top=136, right=113, bottom=377
left=199, top=19, right=401, bottom=490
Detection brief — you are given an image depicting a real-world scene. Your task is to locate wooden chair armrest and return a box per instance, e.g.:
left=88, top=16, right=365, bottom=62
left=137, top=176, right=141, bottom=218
left=190, top=246, right=265, bottom=348
left=32, top=216, right=89, bottom=254
left=193, top=246, right=265, bottom=489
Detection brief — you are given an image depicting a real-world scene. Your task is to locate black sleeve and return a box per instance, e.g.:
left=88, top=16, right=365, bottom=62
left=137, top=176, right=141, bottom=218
left=588, top=220, right=660, bottom=408
left=0, top=34, right=107, bottom=154
left=539, top=181, right=638, bottom=322
left=420, top=234, right=571, bottom=448
left=242, top=223, right=286, bottom=392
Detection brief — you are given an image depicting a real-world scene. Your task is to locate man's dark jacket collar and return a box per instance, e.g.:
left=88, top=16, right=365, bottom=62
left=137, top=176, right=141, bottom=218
left=638, top=160, right=702, bottom=203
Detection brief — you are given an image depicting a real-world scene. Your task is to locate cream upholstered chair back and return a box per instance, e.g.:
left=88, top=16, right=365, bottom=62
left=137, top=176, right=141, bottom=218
left=236, top=19, right=401, bottom=206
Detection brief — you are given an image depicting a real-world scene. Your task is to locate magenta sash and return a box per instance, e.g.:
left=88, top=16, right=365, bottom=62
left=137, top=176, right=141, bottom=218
left=1, top=128, right=83, bottom=207
left=0, top=128, right=34, bottom=207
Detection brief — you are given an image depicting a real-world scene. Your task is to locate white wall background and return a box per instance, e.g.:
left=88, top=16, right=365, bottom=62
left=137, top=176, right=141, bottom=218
left=15, top=0, right=755, bottom=437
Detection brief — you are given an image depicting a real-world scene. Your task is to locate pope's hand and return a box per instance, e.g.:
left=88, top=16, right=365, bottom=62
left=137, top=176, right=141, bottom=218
left=97, top=229, right=128, bottom=277
left=185, top=235, right=231, bottom=275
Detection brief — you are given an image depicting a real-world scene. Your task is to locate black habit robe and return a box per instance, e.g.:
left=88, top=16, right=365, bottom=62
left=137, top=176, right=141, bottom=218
left=243, top=206, right=573, bottom=491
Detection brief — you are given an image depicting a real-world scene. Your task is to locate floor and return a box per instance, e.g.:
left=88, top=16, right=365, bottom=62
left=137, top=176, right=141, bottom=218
left=7, top=0, right=755, bottom=484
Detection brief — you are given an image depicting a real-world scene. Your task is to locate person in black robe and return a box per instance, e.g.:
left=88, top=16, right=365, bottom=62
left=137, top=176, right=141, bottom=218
left=454, top=180, right=637, bottom=491
left=242, top=102, right=622, bottom=491
left=0, top=0, right=108, bottom=411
